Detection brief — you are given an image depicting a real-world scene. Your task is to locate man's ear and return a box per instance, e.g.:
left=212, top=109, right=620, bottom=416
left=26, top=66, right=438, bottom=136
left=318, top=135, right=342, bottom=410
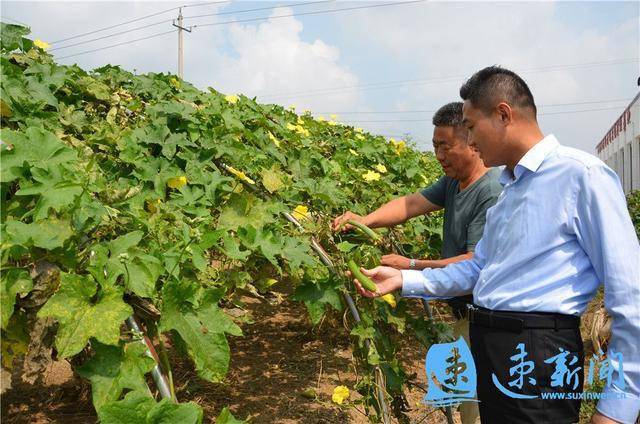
left=496, top=102, right=513, bottom=126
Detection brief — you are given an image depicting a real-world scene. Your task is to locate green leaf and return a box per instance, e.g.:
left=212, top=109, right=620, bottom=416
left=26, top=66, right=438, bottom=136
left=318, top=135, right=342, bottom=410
left=0, top=128, right=77, bottom=183
left=124, top=254, right=162, bottom=298
left=292, top=278, right=343, bottom=325
left=38, top=273, right=132, bottom=358
left=108, top=231, right=144, bottom=257
left=0, top=269, right=33, bottom=329
left=98, top=390, right=203, bottom=424
left=216, top=407, right=246, bottom=424
left=159, top=280, right=239, bottom=382
left=3, top=219, right=74, bottom=250
left=77, top=341, right=155, bottom=410
left=0, top=23, right=32, bottom=52
left=336, top=241, right=357, bottom=253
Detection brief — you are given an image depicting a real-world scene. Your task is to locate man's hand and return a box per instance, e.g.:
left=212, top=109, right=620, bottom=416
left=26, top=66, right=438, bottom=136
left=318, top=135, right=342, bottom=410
left=590, top=412, right=620, bottom=424
left=381, top=254, right=411, bottom=269
left=332, top=211, right=366, bottom=232
left=347, top=266, right=403, bottom=297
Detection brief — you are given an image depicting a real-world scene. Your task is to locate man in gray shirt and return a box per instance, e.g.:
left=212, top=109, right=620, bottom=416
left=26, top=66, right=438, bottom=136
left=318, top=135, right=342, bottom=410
left=333, top=101, right=502, bottom=424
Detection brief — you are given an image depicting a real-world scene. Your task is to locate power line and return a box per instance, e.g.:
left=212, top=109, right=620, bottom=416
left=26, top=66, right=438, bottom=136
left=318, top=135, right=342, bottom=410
left=193, top=0, right=427, bottom=29
left=50, top=0, right=335, bottom=52
left=52, top=0, right=426, bottom=60
left=183, top=0, right=334, bottom=20
left=57, top=29, right=177, bottom=60
left=259, top=58, right=639, bottom=101
left=51, top=20, right=172, bottom=51
left=337, top=105, right=629, bottom=124
left=315, top=98, right=633, bottom=115
left=50, top=1, right=229, bottom=45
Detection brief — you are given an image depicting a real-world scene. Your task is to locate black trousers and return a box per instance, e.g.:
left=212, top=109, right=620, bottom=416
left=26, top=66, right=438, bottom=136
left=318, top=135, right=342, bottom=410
left=469, top=309, right=584, bottom=424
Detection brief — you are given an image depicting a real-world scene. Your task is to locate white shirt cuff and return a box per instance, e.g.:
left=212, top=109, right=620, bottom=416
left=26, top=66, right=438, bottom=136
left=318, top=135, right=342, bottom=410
left=401, top=270, right=428, bottom=297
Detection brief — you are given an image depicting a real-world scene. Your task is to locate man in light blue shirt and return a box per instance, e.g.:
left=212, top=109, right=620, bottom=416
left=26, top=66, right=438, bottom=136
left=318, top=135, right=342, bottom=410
left=351, top=66, right=639, bottom=424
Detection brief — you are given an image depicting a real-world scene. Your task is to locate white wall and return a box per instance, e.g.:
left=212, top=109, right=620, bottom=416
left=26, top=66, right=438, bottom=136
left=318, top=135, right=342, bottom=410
left=597, top=93, right=640, bottom=194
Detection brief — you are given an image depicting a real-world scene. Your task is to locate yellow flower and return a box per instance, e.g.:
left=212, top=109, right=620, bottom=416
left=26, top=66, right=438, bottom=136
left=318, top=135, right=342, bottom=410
left=303, top=109, right=311, bottom=115
left=355, top=133, right=365, bottom=141
left=33, top=39, right=50, bottom=50
left=287, top=123, right=310, bottom=137
left=316, top=115, right=326, bottom=122
left=225, top=94, right=239, bottom=104
left=167, top=176, right=188, bottom=189
left=332, top=385, right=350, bottom=405
left=380, top=293, right=397, bottom=308
left=330, top=114, right=338, bottom=120
left=327, top=120, right=337, bottom=126
left=292, top=205, right=310, bottom=221
left=389, top=138, right=406, bottom=154
left=374, top=164, right=387, bottom=173
left=355, top=127, right=364, bottom=133
left=362, top=170, right=381, bottom=182
left=227, top=166, right=255, bottom=185
left=349, top=148, right=359, bottom=157
left=268, top=131, right=281, bottom=148
left=288, top=104, right=296, bottom=111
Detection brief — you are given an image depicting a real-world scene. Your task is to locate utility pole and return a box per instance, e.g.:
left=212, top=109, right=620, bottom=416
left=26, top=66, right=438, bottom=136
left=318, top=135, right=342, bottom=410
left=173, top=8, right=191, bottom=79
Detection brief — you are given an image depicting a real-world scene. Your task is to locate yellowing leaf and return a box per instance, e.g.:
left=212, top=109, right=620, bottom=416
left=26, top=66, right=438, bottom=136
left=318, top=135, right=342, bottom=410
left=226, top=166, right=255, bottom=185
left=332, top=385, right=350, bottom=405
left=349, top=148, right=359, bottom=157
left=362, top=170, right=381, bottom=182
left=288, top=104, right=296, bottom=111
left=34, top=39, right=50, bottom=50
left=225, top=94, right=239, bottom=104
left=167, top=176, right=188, bottom=189
left=355, top=134, right=365, bottom=141
left=261, top=168, right=285, bottom=193
left=374, top=164, right=387, bottom=173
left=268, top=132, right=281, bottom=147
left=292, top=205, right=309, bottom=221
left=145, top=198, right=162, bottom=213
left=380, top=294, right=397, bottom=308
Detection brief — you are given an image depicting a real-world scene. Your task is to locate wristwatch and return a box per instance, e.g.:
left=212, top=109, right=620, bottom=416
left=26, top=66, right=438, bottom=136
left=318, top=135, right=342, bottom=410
left=409, top=259, right=416, bottom=269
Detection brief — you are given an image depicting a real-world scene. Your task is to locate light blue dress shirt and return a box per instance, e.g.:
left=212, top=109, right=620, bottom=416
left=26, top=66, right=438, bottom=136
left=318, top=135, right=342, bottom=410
left=401, top=134, right=640, bottom=423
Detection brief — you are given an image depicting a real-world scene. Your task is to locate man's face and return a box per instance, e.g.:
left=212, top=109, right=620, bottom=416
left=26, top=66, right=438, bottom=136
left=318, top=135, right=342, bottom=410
left=462, top=100, right=505, bottom=167
left=432, top=125, right=476, bottom=180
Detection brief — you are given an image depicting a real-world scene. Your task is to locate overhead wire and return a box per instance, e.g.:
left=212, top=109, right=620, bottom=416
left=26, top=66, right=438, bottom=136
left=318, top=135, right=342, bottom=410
left=258, top=58, right=639, bottom=101
left=53, top=0, right=421, bottom=59
left=50, top=1, right=229, bottom=45
left=50, top=0, right=334, bottom=51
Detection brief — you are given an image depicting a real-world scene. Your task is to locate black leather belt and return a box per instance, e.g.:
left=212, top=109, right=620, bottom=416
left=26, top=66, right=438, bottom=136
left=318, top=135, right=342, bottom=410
left=466, top=305, right=580, bottom=333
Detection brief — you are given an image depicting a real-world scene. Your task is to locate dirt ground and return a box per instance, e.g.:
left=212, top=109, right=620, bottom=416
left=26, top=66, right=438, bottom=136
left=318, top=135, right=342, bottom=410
left=1, top=285, right=605, bottom=424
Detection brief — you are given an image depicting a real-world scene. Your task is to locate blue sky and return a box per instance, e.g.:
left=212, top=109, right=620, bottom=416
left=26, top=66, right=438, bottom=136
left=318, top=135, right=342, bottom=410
left=2, top=1, right=639, bottom=152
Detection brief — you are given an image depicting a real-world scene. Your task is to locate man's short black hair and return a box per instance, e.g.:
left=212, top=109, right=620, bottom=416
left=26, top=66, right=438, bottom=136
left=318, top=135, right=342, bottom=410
left=459, top=66, right=537, bottom=117
left=432, top=102, right=464, bottom=127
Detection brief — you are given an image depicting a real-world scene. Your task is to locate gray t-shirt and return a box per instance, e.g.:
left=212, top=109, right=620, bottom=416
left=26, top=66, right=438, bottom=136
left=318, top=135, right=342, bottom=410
left=420, top=167, right=503, bottom=316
